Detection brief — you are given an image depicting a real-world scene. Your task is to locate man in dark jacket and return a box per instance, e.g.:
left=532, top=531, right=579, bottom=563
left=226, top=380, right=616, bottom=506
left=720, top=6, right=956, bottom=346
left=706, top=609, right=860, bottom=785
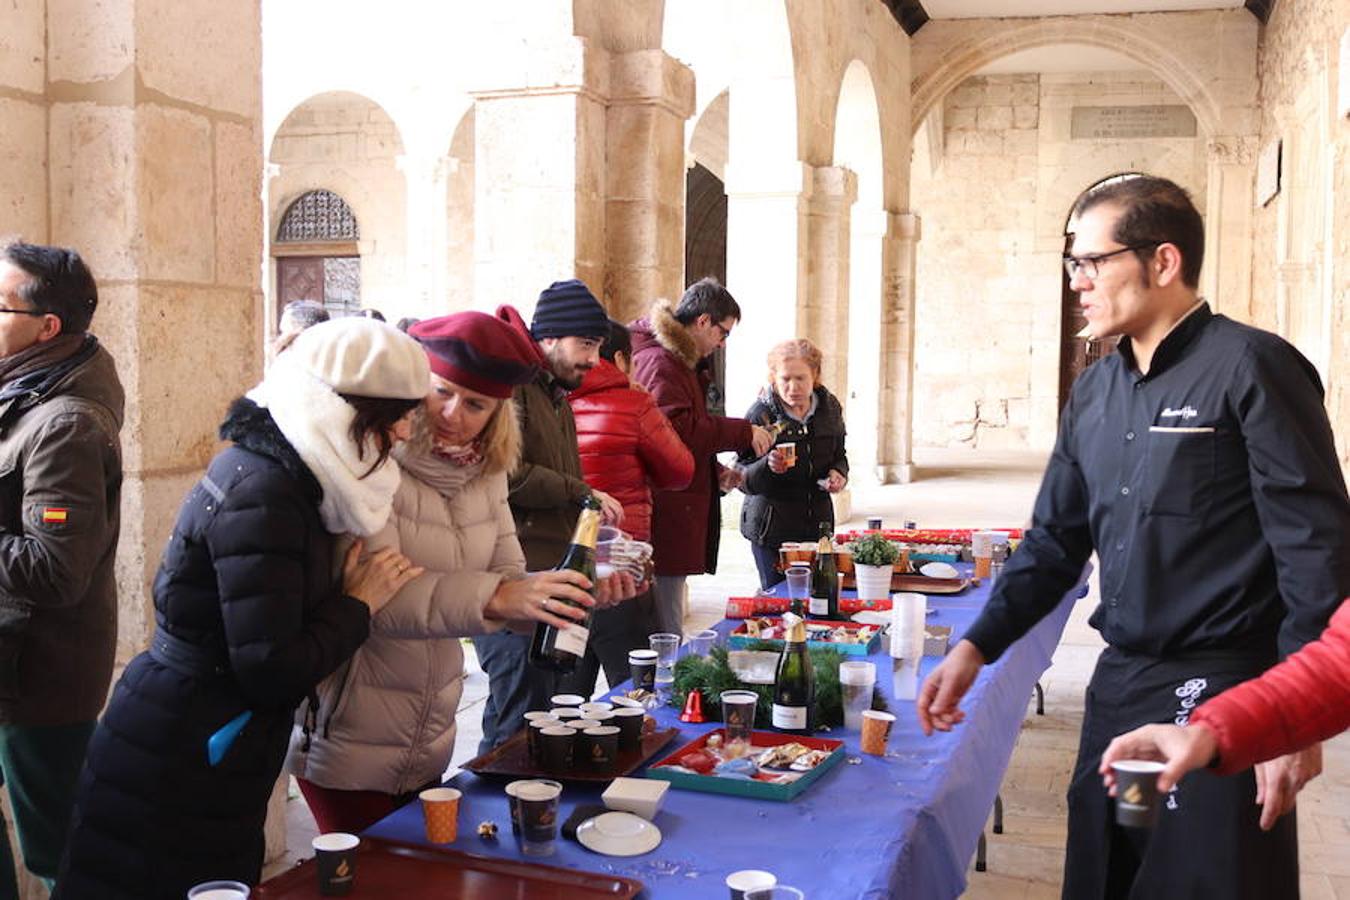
left=473, top=280, right=631, bottom=751
left=566, top=319, right=694, bottom=695
left=0, top=242, right=123, bottom=895
left=629, top=278, right=773, bottom=637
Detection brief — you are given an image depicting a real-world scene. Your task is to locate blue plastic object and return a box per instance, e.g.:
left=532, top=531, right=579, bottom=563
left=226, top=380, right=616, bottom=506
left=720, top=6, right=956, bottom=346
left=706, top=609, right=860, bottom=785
left=207, top=710, right=253, bottom=766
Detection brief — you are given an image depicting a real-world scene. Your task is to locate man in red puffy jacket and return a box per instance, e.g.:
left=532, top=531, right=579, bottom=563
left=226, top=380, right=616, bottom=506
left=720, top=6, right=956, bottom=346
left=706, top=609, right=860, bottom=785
left=565, top=320, right=693, bottom=695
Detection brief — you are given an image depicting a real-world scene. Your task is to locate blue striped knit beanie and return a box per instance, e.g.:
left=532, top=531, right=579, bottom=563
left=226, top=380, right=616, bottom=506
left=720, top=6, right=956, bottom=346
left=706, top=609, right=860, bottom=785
left=529, top=279, right=609, bottom=340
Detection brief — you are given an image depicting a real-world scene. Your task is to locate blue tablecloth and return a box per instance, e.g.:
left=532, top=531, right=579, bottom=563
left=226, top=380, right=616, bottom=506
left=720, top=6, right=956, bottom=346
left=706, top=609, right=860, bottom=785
left=364, top=566, right=1087, bottom=899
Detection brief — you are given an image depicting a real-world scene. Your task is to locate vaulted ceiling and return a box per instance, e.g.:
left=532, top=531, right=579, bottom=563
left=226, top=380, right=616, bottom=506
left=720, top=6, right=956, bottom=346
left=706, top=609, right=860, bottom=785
left=881, top=0, right=1275, bottom=35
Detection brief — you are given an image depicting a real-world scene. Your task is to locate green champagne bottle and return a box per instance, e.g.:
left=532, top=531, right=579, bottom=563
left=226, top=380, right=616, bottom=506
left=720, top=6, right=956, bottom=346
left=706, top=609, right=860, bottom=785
left=528, top=496, right=602, bottom=672
left=809, top=532, right=839, bottom=619
left=772, top=613, right=815, bottom=735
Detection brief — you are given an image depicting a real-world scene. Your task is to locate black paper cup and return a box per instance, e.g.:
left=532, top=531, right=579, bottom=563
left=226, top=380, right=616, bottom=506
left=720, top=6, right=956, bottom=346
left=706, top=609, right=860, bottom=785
left=550, top=693, right=585, bottom=708
left=515, top=779, right=563, bottom=856
left=629, top=649, right=658, bottom=692
left=612, top=707, right=646, bottom=751
left=579, top=725, right=620, bottom=768
left=539, top=725, right=576, bottom=771
left=1111, top=760, right=1166, bottom=828
left=527, top=717, right=559, bottom=764
left=504, top=779, right=533, bottom=835
left=311, top=832, right=359, bottom=895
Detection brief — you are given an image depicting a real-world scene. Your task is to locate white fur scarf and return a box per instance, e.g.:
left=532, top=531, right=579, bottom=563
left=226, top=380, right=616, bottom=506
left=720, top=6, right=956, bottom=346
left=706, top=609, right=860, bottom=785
left=247, top=355, right=402, bottom=537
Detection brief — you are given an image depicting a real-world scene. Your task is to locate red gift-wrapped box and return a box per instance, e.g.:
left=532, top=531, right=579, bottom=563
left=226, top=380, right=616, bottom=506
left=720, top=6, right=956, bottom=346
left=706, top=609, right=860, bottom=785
left=723, top=596, right=894, bottom=619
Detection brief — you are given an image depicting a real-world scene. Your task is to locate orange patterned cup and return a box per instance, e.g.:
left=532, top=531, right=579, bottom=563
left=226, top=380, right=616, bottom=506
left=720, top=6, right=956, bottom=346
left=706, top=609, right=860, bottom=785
left=419, top=787, right=461, bottom=843
left=861, top=710, right=896, bottom=756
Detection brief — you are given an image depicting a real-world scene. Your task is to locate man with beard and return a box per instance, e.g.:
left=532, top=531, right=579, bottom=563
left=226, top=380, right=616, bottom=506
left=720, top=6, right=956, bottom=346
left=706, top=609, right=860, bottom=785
left=473, top=280, right=630, bottom=750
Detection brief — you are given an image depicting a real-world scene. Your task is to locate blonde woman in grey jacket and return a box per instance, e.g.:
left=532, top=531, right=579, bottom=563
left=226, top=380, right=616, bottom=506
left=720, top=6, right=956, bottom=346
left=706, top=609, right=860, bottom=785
left=286, top=311, right=608, bottom=833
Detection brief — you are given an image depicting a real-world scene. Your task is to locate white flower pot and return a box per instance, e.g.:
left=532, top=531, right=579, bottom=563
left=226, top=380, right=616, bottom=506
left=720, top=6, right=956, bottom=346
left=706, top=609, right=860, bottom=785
left=853, top=563, right=894, bottom=601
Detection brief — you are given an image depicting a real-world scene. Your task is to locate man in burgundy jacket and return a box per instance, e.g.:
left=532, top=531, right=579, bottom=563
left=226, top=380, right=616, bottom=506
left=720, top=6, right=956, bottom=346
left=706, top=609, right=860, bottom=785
left=629, top=278, right=773, bottom=637
left=566, top=319, right=694, bottom=694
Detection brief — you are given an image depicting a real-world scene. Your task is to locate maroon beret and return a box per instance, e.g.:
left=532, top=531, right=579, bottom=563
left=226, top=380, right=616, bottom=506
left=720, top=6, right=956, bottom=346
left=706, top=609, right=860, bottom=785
left=409, top=312, right=540, bottom=399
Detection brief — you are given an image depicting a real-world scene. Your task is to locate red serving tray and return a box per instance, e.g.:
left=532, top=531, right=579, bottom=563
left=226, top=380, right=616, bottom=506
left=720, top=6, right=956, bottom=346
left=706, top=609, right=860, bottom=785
left=254, top=835, right=642, bottom=898
left=646, top=728, right=845, bottom=802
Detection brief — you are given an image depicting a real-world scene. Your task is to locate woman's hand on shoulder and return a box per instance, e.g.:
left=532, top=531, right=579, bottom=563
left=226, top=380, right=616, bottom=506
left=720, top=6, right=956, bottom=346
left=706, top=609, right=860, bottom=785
left=342, top=539, right=423, bottom=616
left=485, top=570, right=594, bottom=628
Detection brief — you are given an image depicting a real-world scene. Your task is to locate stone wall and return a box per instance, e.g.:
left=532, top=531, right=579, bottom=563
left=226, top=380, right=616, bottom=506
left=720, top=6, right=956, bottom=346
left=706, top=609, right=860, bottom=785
left=1249, top=0, right=1349, bottom=477
left=911, top=72, right=1204, bottom=451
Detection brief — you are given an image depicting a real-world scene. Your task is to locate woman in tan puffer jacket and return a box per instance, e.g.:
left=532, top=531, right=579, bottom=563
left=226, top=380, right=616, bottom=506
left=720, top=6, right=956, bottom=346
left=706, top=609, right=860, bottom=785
left=285, top=311, right=608, bottom=834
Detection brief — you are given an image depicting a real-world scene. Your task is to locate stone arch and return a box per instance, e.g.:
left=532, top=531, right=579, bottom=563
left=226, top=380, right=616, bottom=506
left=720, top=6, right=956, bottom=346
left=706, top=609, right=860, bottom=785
left=266, top=91, right=408, bottom=331
left=832, top=59, right=886, bottom=484
left=688, top=89, right=729, bottom=182
left=912, top=20, right=1222, bottom=138
left=443, top=106, right=475, bottom=313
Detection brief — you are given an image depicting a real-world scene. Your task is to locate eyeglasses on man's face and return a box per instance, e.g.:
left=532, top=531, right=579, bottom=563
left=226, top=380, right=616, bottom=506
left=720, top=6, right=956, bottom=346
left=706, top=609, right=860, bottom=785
left=1062, top=242, right=1160, bottom=280
left=0, top=307, right=45, bottom=317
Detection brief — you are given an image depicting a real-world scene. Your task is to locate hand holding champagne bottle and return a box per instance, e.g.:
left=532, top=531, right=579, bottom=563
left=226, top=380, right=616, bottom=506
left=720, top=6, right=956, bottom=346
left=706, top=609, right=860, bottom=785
left=528, top=496, right=603, bottom=673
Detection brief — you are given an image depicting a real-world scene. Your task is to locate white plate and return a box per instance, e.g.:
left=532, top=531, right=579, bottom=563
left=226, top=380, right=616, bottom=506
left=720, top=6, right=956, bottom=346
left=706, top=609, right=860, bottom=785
left=850, top=610, right=890, bottom=627
left=575, top=811, right=662, bottom=857
left=919, top=562, right=959, bottom=579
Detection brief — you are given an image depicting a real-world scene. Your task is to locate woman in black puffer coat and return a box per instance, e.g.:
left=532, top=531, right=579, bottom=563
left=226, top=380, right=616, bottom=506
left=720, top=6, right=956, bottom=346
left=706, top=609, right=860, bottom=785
left=738, top=339, right=849, bottom=590
left=55, top=319, right=429, bottom=900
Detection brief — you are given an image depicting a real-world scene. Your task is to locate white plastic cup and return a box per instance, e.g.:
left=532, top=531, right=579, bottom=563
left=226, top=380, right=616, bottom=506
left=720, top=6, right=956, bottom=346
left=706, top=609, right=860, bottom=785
left=890, top=592, right=926, bottom=660
left=784, top=566, right=811, bottom=607
left=838, top=660, right=877, bottom=732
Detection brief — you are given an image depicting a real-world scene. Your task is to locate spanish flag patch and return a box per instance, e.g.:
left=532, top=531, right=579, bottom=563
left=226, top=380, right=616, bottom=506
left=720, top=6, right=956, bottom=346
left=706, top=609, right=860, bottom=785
left=41, top=507, right=68, bottom=524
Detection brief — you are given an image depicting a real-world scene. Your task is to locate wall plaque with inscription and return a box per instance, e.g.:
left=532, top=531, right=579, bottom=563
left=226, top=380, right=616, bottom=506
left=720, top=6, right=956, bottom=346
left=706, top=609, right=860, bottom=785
left=1070, top=105, right=1197, bottom=140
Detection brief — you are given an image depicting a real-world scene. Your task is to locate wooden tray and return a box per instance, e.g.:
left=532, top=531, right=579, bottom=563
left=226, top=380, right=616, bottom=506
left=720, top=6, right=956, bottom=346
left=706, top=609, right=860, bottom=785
left=646, top=728, right=845, bottom=802
left=254, top=835, right=642, bottom=898
left=841, top=572, right=969, bottom=594
left=462, top=722, right=678, bottom=783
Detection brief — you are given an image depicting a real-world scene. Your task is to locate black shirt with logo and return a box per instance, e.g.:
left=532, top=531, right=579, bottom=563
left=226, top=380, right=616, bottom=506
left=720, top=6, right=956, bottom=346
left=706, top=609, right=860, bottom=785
left=965, top=304, right=1350, bottom=663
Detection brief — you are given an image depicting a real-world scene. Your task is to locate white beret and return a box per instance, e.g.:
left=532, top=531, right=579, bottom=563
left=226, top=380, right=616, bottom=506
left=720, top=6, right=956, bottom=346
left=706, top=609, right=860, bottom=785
left=282, top=317, right=429, bottom=400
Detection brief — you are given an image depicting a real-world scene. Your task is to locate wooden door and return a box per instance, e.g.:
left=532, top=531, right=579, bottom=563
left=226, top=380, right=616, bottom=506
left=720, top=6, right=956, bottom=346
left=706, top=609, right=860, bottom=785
left=276, top=257, right=325, bottom=324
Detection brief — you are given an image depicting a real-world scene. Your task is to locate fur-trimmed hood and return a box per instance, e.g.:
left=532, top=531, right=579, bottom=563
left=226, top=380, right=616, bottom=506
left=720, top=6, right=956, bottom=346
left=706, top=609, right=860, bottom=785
left=629, top=300, right=701, bottom=370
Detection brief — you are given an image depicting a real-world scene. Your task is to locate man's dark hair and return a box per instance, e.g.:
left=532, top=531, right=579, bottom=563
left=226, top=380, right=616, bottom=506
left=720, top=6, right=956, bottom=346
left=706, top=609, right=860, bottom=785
left=600, top=318, right=631, bottom=364
left=358, top=308, right=386, bottom=322
left=394, top=316, right=420, bottom=334
left=673, top=277, right=741, bottom=326
left=1073, top=175, right=1205, bottom=289
left=281, top=299, right=329, bottom=331
left=1, top=241, right=98, bottom=333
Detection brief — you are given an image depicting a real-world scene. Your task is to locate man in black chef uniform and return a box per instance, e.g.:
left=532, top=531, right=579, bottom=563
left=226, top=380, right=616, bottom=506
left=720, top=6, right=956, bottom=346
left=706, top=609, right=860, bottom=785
left=917, top=175, right=1350, bottom=899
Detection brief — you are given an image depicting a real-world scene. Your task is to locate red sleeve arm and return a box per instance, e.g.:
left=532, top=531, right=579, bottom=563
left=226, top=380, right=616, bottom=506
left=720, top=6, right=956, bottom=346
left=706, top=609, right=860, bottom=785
left=636, top=400, right=694, bottom=491
left=1191, top=599, right=1350, bottom=774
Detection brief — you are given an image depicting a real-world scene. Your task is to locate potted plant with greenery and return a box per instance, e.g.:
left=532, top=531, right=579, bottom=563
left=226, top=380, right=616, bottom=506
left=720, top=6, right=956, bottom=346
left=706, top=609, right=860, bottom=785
left=849, top=532, right=901, bottom=600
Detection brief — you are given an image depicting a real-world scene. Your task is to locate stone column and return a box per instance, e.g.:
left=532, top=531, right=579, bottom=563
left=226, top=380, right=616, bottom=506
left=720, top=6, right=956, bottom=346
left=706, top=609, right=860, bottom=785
left=803, top=167, right=858, bottom=394
left=43, top=0, right=263, bottom=660
left=471, top=39, right=609, bottom=314
left=845, top=206, right=889, bottom=491
left=604, top=50, right=695, bottom=322
left=42, top=2, right=268, bottom=876
left=876, top=212, right=921, bottom=484
left=1203, top=135, right=1257, bottom=320
left=399, top=152, right=450, bottom=319
left=723, top=160, right=812, bottom=417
